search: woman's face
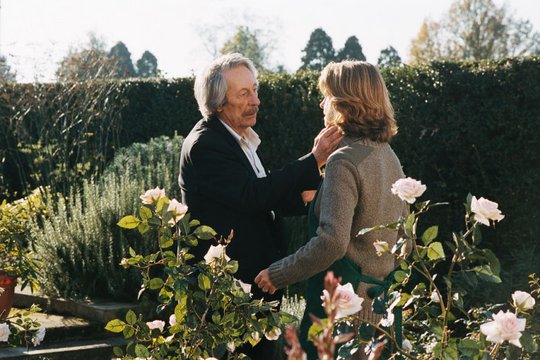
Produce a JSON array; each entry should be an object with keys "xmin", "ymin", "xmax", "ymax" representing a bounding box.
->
[{"xmin": 320, "ymin": 96, "xmax": 333, "ymax": 126}]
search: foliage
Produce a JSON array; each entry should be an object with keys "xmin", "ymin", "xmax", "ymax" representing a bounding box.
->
[
  {"xmin": 286, "ymin": 180, "xmax": 540, "ymax": 360},
  {"xmin": 55, "ymin": 33, "xmax": 159, "ymax": 81},
  {"xmin": 336, "ymin": 36, "xmax": 366, "ymax": 62},
  {"xmin": 109, "ymin": 41, "xmax": 137, "ymax": 78},
  {"xmin": 0, "ymin": 188, "xmax": 47, "ymax": 291},
  {"xmin": 106, "ymin": 190, "xmax": 295, "ymax": 359},
  {"xmin": 136, "ymin": 51, "xmax": 159, "ymax": 78},
  {"xmin": 377, "ymin": 46, "xmax": 402, "ymax": 68},
  {"xmin": 409, "ymin": 0, "xmax": 540, "ymax": 63},
  {"xmin": 0, "ymin": 55, "xmax": 16, "ymax": 83},
  {"xmin": 0, "ymin": 305, "xmax": 45, "ymax": 348},
  {"xmin": 221, "ymin": 26, "xmax": 270, "ymax": 73},
  {"xmin": 300, "ymin": 28, "xmax": 336, "ymax": 71},
  {"xmin": 30, "ymin": 135, "xmax": 183, "ymax": 300},
  {"xmin": 2, "ymin": 58, "xmax": 540, "ymax": 304}
]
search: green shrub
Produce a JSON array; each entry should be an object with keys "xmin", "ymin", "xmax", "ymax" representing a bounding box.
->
[{"xmin": 31, "ymin": 135, "xmax": 183, "ymax": 300}]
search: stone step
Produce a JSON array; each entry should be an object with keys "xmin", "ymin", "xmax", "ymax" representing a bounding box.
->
[{"xmin": 0, "ymin": 337, "xmax": 127, "ymax": 359}]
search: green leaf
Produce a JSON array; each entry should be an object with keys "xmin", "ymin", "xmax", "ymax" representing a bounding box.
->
[
  {"xmin": 128, "ymin": 247, "xmax": 136, "ymax": 257},
  {"xmin": 427, "ymin": 242, "xmax": 445, "ymax": 260},
  {"xmin": 358, "ymin": 224, "xmax": 386, "ymax": 236},
  {"xmin": 458, "ymin": 339, "xmax": 480, "ymax": 356},
  {"xmin": 198, "ymin": 273, "xmax": 211, "ymax": 290},
  {"xmin": 472, "ymin": 265, "xmax": 502, "ymax": 283},
  {"xmin": 125, "ymin": 310, "xmax": 137, "ymax": 325},
  {"xmin": 148, "ymin": 278, "xmax": 164, "ymax": 290},
  {"xmin": 393, "ymin": 270, "xmax": 407, "ymax": 283},
  {"xmin": 137, "ymin": 222, "xmax": 150, "ymax": 234},
  {"xmin": 422, "ymin": 225, "xmax": 438, "ymax": 245},
  {"xmin": 105, "ymin": 319, "xmax": 127, "ymax": 333},
  {"xmin": 139, "ymin": 206, "xmax": 152, "ymax": 220},
  {"xmin": 404, "ymin": 213, "xmax": 416, "ymax": 237},
  {"xmin": 135, "ymin": 344, "xmax": 150, "ymax": 358},
  {"xmin": 189, "ymin": 219, "xmax": 200, "ymax": 227},
  {"xmin": 117, "ymin": 215, "xmax": 140, "ymax": 229},
  {"xmin": 483, "ymin": 249, "xmax": 501, "ymax": 276},
  {"xmin": 159, "ymin": 236, "xmax": 174, "ymax": 248},
  {"xmin": 520, "ymin": 331, "xmax": 537, "ymax": 353},
  {"xmin": 194, "ymin": 225, "xmax": 217, "ymax": 240},
  {"xmin": 308, "ymin": 319, "xmax": 328, "ymax": 341},
  {"xmin": 156, "ymin": 197, "xmax": 169, "ymax": 213},
  {"xmin": 113, "ymin": 347, "xmax": 124, "ymax": 357}
]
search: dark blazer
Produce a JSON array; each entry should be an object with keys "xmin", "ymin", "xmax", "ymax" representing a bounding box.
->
[{"xmin": 179, "ymin": 115, "xmax": 321, "ymax": 300}]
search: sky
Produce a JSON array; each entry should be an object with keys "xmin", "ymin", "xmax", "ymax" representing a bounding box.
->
[{"xmin": 2, "ymin": 0, "xmax": 540, "ymax": 83}]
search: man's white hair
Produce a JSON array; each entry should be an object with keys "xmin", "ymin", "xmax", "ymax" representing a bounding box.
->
[{"xmin": 194, "ymin": 53, "xmax": 258, "ymax": 118}]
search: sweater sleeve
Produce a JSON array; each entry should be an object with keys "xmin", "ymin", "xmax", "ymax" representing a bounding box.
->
[{"xmin": 268, "ymin": 157, "xmax": 359, "ymax": 289}]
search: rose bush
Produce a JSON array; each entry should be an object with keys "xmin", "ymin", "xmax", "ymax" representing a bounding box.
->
[
  {"xmin": 286, "ymin": 178, "xmax": 539, "ymax": 360},
  {"xmin": 106, "ymin": 188, "xmax": 296, "ymax": 359}
]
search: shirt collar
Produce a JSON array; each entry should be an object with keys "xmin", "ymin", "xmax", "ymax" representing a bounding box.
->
[{"xmin": 219, "ymin": 119, "xmax": 261, "ymax": 150}]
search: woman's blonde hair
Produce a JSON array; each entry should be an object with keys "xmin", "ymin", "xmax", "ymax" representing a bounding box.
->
[{"xmin": 318, "ymin": 61, "xmax": 397, "ymax": 142}]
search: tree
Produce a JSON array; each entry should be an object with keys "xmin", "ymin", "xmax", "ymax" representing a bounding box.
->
[
  {"xmin": 220, "ymin": 26, "xmax": 269, "ymax": 72},
  {"xmin": 0, "ymin": 55, "xmax": 16, "ymax": 83},
  {"xmin": 409, "ymin": 0, "xmax": 540, "ymax": 63},
  {"xmin": 136, "ymin": 51, "xmax": 159, "ymax": 78},
  {"xmin": 55, "ymin": 33, "xmax": 119, "ymax": 81},
  {"xmin": 300, "ymin": 28, "xmax": 335, "ymax": 71},
  {"xmin": 377, "ymin": 46, "xmax": 402, "ymax": 68},
  {"xmin": 109, "ymin": 41, "xmax": 136, "ymax": 78},
  {"xmin": 336, "ymin": 36, "xmax": 366, "ymax": 61}
]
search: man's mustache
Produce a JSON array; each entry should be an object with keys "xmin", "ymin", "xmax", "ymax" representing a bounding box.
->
[{"xmin": 243, "ymin": 107, "xmax": 259, "ymax": 116}]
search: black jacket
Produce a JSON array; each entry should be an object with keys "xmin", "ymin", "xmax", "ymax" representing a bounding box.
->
[{"xmin": 179, "ymin": 115, "xmax": 321, "ymax": 300}]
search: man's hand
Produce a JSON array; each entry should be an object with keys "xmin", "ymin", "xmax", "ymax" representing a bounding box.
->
[
  {"xmin": 255, "ymin": 268, "xmax": 278, "ymax": 294},
  {"xmin": 312, "ymin": 126, "xmax": 343, "ymax": 168}
]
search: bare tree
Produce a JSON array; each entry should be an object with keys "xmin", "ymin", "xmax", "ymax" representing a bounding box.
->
[{"xmin": 409, "ymin": 0, "xmax": 540, "ymax": 63}]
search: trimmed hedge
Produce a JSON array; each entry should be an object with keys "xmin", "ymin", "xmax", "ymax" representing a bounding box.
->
[{"xmin": 1, "ymin": 57, "xmax": 539, "ymax": 301}]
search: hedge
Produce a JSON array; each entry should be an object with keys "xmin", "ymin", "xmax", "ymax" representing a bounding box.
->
[{"xmin": 1, "ymin": 57, "xmax": 539, "ymax": 302}]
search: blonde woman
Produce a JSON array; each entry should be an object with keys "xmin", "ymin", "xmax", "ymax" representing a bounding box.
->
[{"xmin": 256, "ymin": 61, "xmax": 406, "ymax": 359}]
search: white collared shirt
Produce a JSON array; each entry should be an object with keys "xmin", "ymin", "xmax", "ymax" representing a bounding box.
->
[{"xmin": 219, "ymin": 120, "xmax": 267, "ymax": 178}]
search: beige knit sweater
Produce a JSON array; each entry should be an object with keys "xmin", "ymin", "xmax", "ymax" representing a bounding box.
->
[{"xmin": 268, "ymin": 136, "xmax": 406, "ymax": 323}]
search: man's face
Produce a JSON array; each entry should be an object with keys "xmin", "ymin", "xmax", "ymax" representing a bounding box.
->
[{"xmin": 218, "ymin": 65, "xmax": 260, "ymax": 136}]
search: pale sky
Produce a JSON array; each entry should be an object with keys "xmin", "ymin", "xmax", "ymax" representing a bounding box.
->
[{"xmin": 2, "ymin": 0, "xmax": 539, "ymax": 83}]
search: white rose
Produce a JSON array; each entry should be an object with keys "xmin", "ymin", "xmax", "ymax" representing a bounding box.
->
[
  {"xmin": 32, "ymin": 326, "xmax": 46, "ymax": 346},
  {"xmin": 146, "ymin": 320, "xmax": 166, "ymax": 332},
  {"xmin": 373, "ymin": 240, "xmax": 389, "ymax": 255},
  {"xmin": 480, "ymin": 310, "xmax": 526, "ymax": 347},
  {"xmin": 512, "ymin": 291, "xmax": 535, "ymax": 311},
  {"xmin": 140, "ymin": 187, "xmax": 166, "ymax": 205},
  {"xmin": 430, "ymin": 291, "xmax": 441, "ymax": 303},
  {"xmin": 204, "ymin": 244, "xmax": 231, "ymax": 264},
  {"xmin": 237, "ymin": 280, "xmax": 252, "ymax": 295},
  {"xmin": 167, "ymin": 199, "xmax": 188, "ymax": 225},
  {"xmin": 391, "ymin": 177, "xmax": 427, "ymax": 204},
  {"xmin": 402, "ymin": 339, "xmax": 413, "ymax": 352},
  {"xmin": 169, "ymin": 314, "xmax": 177, "ymax": 326},
  {"xmin": 471, "ymin": 196, "xmax": 505, "ymax": 226},
  {"xmin": 264, "ymin": 327, "xmax": 282, "ymax": 341},
  {"xmin": 227, "ymin": 341, "xmax": 236, "ymax": 352},
  {"xmin": 321, "ymin": 282, "xmax": 364, "ymax": 319},
  {"xmin": 0, "ymin": 323, "xmax": 11, "ymax": 342}
]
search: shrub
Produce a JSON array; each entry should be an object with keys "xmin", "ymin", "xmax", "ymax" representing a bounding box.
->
[{"xmin": 31, "ymin": 135, "xmax": 183, "ymax": 300}]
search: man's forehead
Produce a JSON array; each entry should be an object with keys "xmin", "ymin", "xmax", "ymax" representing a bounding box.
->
[{"xmin": 224, "ymin": 66, "xmax": 257, "ymax": 89}]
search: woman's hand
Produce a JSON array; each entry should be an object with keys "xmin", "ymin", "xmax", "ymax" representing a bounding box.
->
[
  {"xmin": 255, "ymin": 269, "xmax": 277, "ymax": 294},
  {"xmin": 301, "ymin": 190, "xmax": 317, "ymax": 204}
]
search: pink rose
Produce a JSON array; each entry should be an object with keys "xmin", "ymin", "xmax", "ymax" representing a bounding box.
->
[
  {"xmin": 140, "ymin": 187, "xmax": 166, "ymax": 205},
  {"xmin": 471, "ymin": 196, "xmax": 504, "ymax": 226},
  {"xmin": 391, "ymin": 178, "xmax": 427, "ymax": 204},
  {"xmin": 480, "ymin": 310, "xmax": 526, "ymax": 347},
  {"xmin": 146, "ymin": 320, "xmax": 166, "ymax": 332},
  {"xmin": 167, "ymin": 199, "xmax": 188, "ymax": 225}
]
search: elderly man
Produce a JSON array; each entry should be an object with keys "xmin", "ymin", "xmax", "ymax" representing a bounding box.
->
[{"xmin": 178, "ymin": 53, "xmax": 341, "ymax": 357}]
